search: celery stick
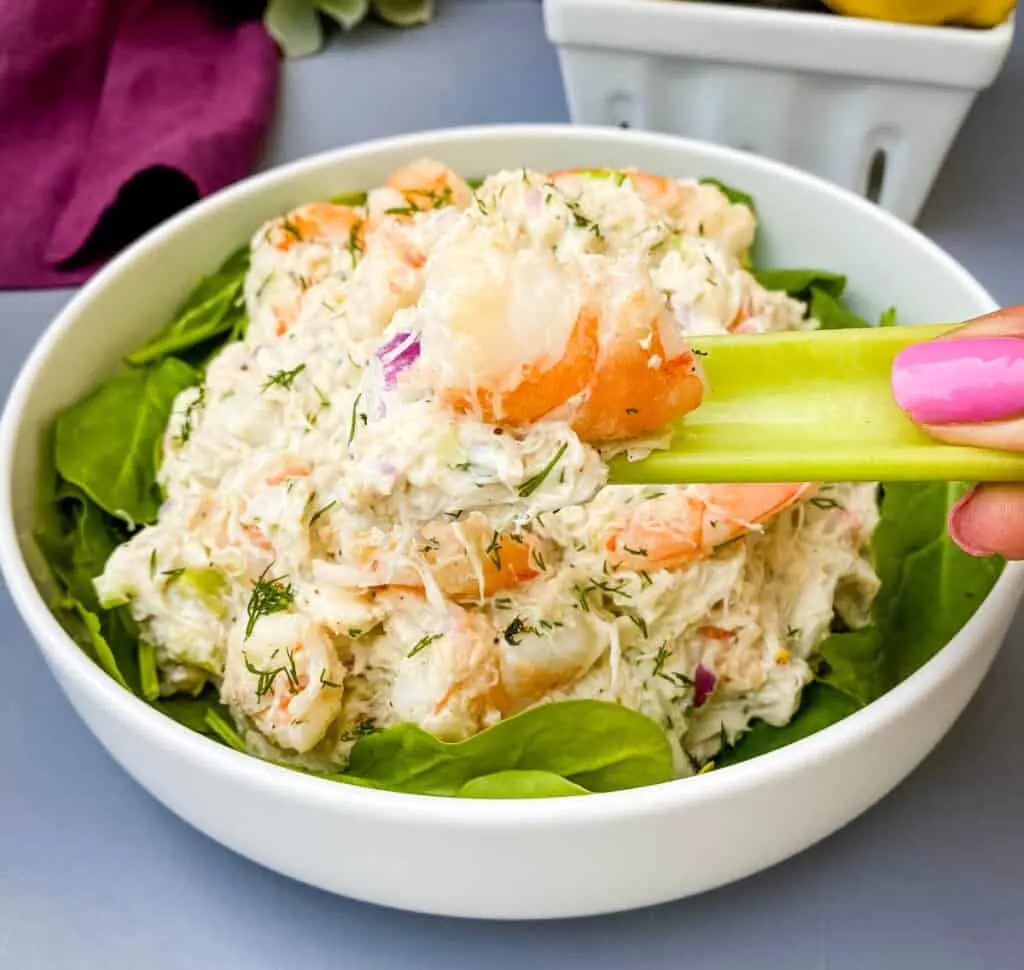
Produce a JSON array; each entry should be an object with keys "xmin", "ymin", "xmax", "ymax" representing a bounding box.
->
[{"xmin": 608, "ymin": 325, "xmax": 1024, "ymax": 484}]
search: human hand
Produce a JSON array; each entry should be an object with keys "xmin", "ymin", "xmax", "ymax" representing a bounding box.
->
[{"xmin": 891, "ymin": 306, "xmax": 1024, "ymax": 560}]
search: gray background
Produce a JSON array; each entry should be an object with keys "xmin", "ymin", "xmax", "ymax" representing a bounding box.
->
[{"xmin": 2, "ymin": 1, "xmax": 1023, "ymax": 966}]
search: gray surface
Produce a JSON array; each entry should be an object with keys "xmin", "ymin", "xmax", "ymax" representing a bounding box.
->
[{"xmin": 1, "ymin": 0, "xmax": 1023, "ymax": 964}]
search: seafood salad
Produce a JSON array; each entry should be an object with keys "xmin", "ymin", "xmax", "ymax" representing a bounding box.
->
[{"xmin": 93, "ymin": 161, "xmax": 881, "ymax": 776}]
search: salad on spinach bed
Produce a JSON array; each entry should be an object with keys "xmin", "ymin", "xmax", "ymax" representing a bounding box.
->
[{"xmin": 34, "ymin": 171, "xmax": 1004, "ymax": 800}]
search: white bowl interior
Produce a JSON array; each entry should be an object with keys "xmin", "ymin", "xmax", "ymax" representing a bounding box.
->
[{"xmin": 3, "ymin": 125, "xmax": 1020, "ymax": 919}]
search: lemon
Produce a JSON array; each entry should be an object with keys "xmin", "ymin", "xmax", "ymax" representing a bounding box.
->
[{"xmin": 822, "ymin": 0, "xmax": 1014, "ymax": 26}]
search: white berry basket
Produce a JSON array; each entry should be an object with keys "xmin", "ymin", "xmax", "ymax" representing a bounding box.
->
[{"xmin": 543, "ymin": 0, "xmax": 1014, "ymax": 223}]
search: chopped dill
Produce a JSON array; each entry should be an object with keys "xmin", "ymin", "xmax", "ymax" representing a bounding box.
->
[
  {"xmin": 313, "ymin": 384, "xmax": 330, "ymax": 408},
  {"xmin": 638, "ymin": 570, "xmax": 653, "ymax": 588},
  {"xmin": 408, "ymin": 633, "xmax": 442, "ymax": 658},
  {"xmin": 279, "ymin": 216, "xmax": 303, "ymax": 241},
  {"xmin": 309, "ymin": 500, "xmax": 337, "ymax": 526},
  {"xmin": 652, "ymin": 643, "xmax": 671, "ymax": 677},
  {"xmin": 625, "ymin": 408, "xmax": 639, "ymax": 415},
  {"xmin": 161, "ymin": 567, "xmax": 186, "ymax": 581},
  {"xmin": 244, "ymin": 564, "xmax": 294, "ymax": 639},
  {"xmin": 809, "ymin": 496, "xmax": 842, "ymax": 510},
  {"xmin": 319, "ymin": 669, "xmax": 343, "ymax": 689},
  {"xmin": 347, "ymin": 628, "xmax": 362, "ymax": 639},
  {"xmin": 622, "ymin": 544, "xmax": 648, "ymax": 556},
  {"xmin": 532, "ymin": 548, "xmax": 547, "ymax": 571},
  {"xmin": 564, "ymin": 198, "xmax": 602, "ymax": 238},
  {"xmin": 177, "ymin": 384, "xmax": 206, "ymax": 445},
  {"xmin": 627, "ymin": 613, "xmax": 648, "ymax": 638},
  {"xmin": 503, "ymin": 616, "xmax": 538, "ymax": 646},
  {"xmin": 571, "ymin": 585, "xmax": 592, "ymax": 612},
  {"xmin": 582, "ymin": 577, "xmax": 632, "ymax": 600},
  {"xmin": 347, "ymin": 224, "xmax": 363, "ymax": 261},
  {"xmin": 485, "ymin": 531, "xmax": 502, "ymax": 570},
  {"xmin": 243, "ymin": 648, "xmax": 298, "ymax": 700},
  {"xmin": 347, "ymin": 392, "xmax": 363, "ymax": 445},
  {"xmin": 518, "ymin": 442, "xmax": 569, "ymax": 498},
  {"xmin": 262, "ymin": 363, "xmax": 306, "ymax": 391},
  {"xmin": 444, "ymin": 509, "xmax": 464, "ymax": 521},
  {"xmin": 493, "ymin": 596, "xmax": 513, "ymax": 610}
]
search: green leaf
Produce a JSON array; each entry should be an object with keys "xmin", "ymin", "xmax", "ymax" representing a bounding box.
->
[
  {"xmin": 35, "ymin": 481, "xmax": 124, "ymax": 612},
  {"xmin": 879, "ymin": 306, "xmax": 898, "ymax": 327},
  {"xmin": 125, "ymin": 247, "xmax": 249, "ymax": 366},
  {"xmin": 456, "ymin": 770, "xmax": 589, "ymax": 799},
  {"xmin": 698, "ymin": 177, "xmax": 756, "ymax": 214},
  {"xmin": 317, "ymin": 0, "xmax": 370, "ymax": 30},
  {"xmin": 715, "ymin": 683, "xmax": 861, "ymax": 767},
  {"xmin": 753, "ymin": 268, "xmax": 847, "ymax": 302},
  {"xmin": 371, "ymin": 0, "xmax": 434, "ymax": 27},
  {"xmin": 204, "ymin": 709, "xmax": 248, "ymax": 752},
  {"xmin": 339, "ymin": 699, "xmax": 673, "ymax": 795},
  {"xmin": 138, "ymin": 640, "xmax": 161, "ymax": 701},
  {"xmin": 874, "ymin": 482, "xmax": 1004, "ymax": 685},
  {"xmin": 809, "ymin": 286, "xmax": 872, "ymax": 330},
  {"xmin": 264, "ymin": 0, "xmax": 325, "ymax": 58},
  {"xmin": 59, "ymin": 598, "xmax": 129, "ymax": 690},
  {"xmin": 152, "ymin": 686, "xmax": 235, "ymax": 738},
  {"xmin": 54, "ymin": 357, "xmax": 199, "ymax": 525}
]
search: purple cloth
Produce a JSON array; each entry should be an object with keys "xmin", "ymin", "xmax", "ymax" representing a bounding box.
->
[{"xmin": 0, "ymin": 0, "xmax": 280, "ymax": 289}]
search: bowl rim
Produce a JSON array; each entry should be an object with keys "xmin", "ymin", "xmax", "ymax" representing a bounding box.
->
[{"xmin": 3, "ymin": 122, "xmax": 1021, "ymax": 827}]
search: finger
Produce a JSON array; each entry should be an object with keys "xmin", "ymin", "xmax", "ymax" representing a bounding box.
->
[
  {"xmin": 948, "ymin": 483, "xmax": 1024, "ymax": 560},
  {"xmin": 891, "ymin": 307, "xmax": 1024, "ymax": 451},
  {"xmin": 936, "ymin": 304, "xmax": 1024, "ymax": 340}
]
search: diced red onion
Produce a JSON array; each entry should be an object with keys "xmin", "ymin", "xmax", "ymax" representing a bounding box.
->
[
  {"xmin": 693, "ymin": 663, "xmax": 717, "ymax": 709},
  {"xmin": 376, "ymin": 331, "xmax": 421, "ymax": 388}
]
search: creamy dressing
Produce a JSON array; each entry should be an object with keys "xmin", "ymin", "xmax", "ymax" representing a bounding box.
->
[{"xmin": 95, "ymin": 165, "xmax": 880, "ymax": 772}]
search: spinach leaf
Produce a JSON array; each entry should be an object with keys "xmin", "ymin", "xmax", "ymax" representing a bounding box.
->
[
  {"xmin": 60, "ymin": 598, "xmax": 130, "ymax": 690},
  {"xmin": 54, "ymin": 357, "xmax": 199, "ymax": 525},
  {"xmin": 699, "ymin": 177, "xmax": 756, "ymax": 213},
  {"xmin": 456, "ymin": 770, "xmax": 588, "ymax": 799},
  {"xmin": 809, "ymin": 286, "xmax": 873, "ymax": 330},
  {"xmin": 753, "ymin": 268, "xmax": 847, "ymax": 302},
  {"xmin": 151, "ymin": 686, "xmax": 236, "ymax": 738},
  {"xmin": 125, "ymin": 246, "xmax": 249, "ymax": 366},
  {"xmin": 35, "ymin": 481, "xmax": 124, "ymax": 613},
  {"xmin": 339, "ymin": 699, "xmax": 673, "ymax": 795}
]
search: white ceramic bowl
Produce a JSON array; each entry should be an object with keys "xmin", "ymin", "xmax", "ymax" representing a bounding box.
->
[{"xmin": 2, "ymin": 125, "xmax": 1021, "ymax": 921}]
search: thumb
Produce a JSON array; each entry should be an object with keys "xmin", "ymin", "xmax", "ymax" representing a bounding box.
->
[{"xmin": 891, "ymin": 305, "xmax": 1024, "ymax": 451}]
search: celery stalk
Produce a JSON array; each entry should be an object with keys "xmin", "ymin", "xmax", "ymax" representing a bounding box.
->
[{"xmin": 608, "ymin": 324, "xmax": 1024, "ymax": 484}]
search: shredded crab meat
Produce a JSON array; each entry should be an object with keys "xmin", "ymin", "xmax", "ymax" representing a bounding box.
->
[{"xmin": 94, "ymin": 161, "xmax": 880, "ymax": 773}]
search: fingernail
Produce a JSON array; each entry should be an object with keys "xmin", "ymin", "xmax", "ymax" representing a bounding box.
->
[
  {"xmin": 948, "ymin": 490, "xmax": 992, "ymax": 557},
  {"xmin": 891, "ymin": 336, "xmax": 1024, "ymax": 425}
]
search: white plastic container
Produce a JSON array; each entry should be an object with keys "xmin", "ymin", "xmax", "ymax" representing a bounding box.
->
[{"xmin": 544, "ymin": 0, "xmax": 1014, "ymax": 223}]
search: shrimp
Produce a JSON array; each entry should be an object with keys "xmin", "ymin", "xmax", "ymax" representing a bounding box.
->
[
  {"xmin": 265, "ymin": 202, "xmax": 364, "ymax": 253},
  {"xmin": 389, "ymin": 604, "xmax": 504, "ymax": 740},
  {"xmin": 221, "ymin": 612, "xmax": 345, "ymax": 754},
  {"xmin": 606, "ymin": 482, "xmax": 817, "ymax": 572},
  {"xmin": 389, "ymin": 585, "xmax": 605, "ymax": 740},
  {"xmin": 366, "ymin": 158, "xmax": 473, "ymax": 229},
  {"xmin": 353, "ymin": 512, "xmax": 539, "ymax": 603},
  {"xmin": 418, "ymin": 237, "xmax": 705, "ymax": 441}
]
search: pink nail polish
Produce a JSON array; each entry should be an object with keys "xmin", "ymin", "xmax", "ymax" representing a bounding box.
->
[
  {"xmin": 947, "ymin": 490, "xmax": 992, "ymax": 557},
  {"xmin": 891, "ymin": 336, "xmax": 1024, "ymax": 425}
]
